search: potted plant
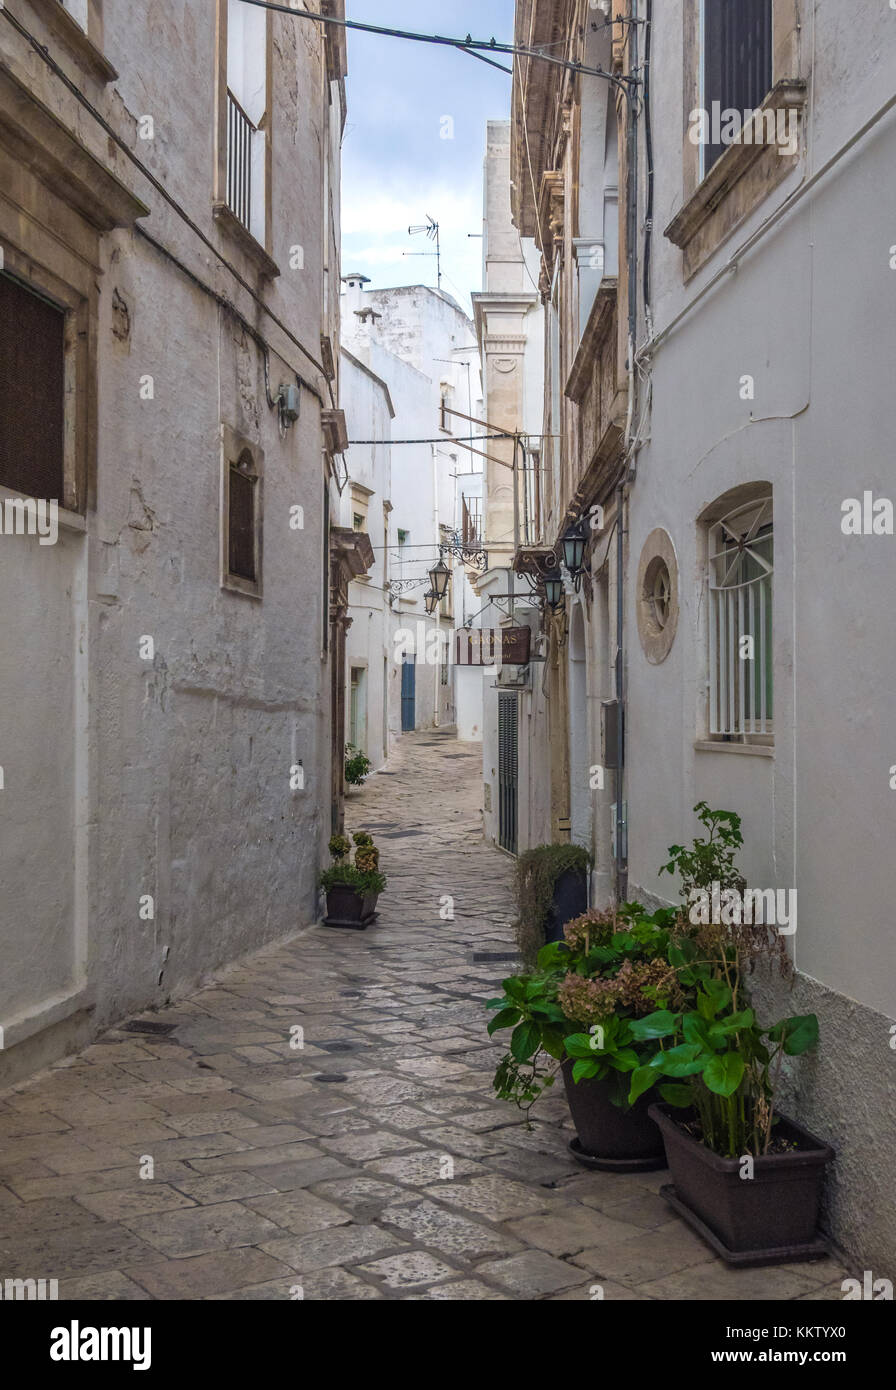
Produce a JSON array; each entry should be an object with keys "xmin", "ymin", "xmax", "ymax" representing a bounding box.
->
[
  {"xmin": 320, "ymin": 831, "xmax": 385, "ymax": 930},
  {"xmin": 513, "ymin": 844, "xmax": 592, "ymax": 967},
  {"xmin": 487, "ymin": 903, "xmax": 682, "ymax": 1170},
  {"xmin": 344, "ymin": 744, "xmax": 371, "ymax": 791},
  {"xmin": 630, "ymin": 804, "xmax": 833, "ymax": 1265}
]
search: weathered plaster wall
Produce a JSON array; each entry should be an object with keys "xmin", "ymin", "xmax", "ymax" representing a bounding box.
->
[
  {"xmin": 623, "ymin": 0, "xmax": 896, "ymax": 1272},
  {"xmin": 0, "ymin": 0, "xmax": 341, "ymax": 1084}
]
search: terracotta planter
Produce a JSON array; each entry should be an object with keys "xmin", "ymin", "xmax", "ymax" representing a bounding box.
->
[
  {"xmin": 323, "ymin": 886, "xmax": 379, "ymax": 930},
  {"xmin": 562, "ymin": 1061, "xmax": 666, "ymax": 1172},
  {"xmin": 649, "ymin": 1102, "xmax": 834, "ymax": 1265}
]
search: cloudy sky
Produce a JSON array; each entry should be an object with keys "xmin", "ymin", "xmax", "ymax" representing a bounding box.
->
[{"xmin": 341, "ymin": 0, "xmax": 515, "ymax": 314}]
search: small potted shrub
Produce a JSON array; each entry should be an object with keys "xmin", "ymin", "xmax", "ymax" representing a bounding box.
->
[
  {"xmin": 487, "ymin": 903, "xmax": 682, "ymax": 1170},
  {"xmin": 344, "ymin": 744, "xmax": 372, "ymax": 790},
  {"xmin": 320, "ymin": 831, "xmax": 385, "ymax": 930},
  {"xmin": 634, "ymin": 805, "xmax": 833, "ymax": 1264},
  {"xmin": 513, "ymin": 844, "xmax": 592, "ymax": 967}
]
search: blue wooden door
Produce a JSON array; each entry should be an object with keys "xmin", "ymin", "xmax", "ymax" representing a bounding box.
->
[{"xmin": 401, "ymin": 656, "xmax": 416, "ymax": 731}]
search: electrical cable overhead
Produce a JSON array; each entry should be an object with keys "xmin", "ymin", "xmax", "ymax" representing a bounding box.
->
[
  {"xmin": 0, "ymin": 5, "xmax": 334, "ymax": 401},
  {"xmin": 237, "ymin": 0, "xmax": 638, "ymax": 94}
]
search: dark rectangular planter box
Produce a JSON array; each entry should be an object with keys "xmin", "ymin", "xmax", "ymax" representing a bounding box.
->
[
  {"xmin": 562, "ymin": 1061, "xmax": 666, "ymax": 1172},
  {"xmin": 649, "ymin": 1102, "xmax": 833, "ymax": 1264},
  {"xmin": 543, "ymin": 867, "xmax": 588, "ymax": 945},
  {"xmin": 323, "ymin": 887, "xmax": 378, "ymax": 930}
]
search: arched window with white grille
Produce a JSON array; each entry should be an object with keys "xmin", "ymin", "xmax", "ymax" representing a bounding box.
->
[{"xmin": 707, "ymin": 492, "xmax": 773, "ymax": 738}]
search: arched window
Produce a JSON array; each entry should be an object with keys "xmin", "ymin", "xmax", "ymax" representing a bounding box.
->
[{"xmin": 706, "ymin": 491, "xmax": 773, "ymax": 738}]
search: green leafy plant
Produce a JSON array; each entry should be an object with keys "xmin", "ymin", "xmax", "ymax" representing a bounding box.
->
[
  {"xmin": 320, "ymin": 830, "xmax": 386, "ymax": 896},
  {"xmin": 319, "ymin": 860, "xmax": 386, "ymax": 896},
  {"xmin": 628, "ymin": 805, "xmax": 819, "ymax": 1157},
  {"xmin": 487, "ymin": 904, "xmax": 683, "ymax": 1125},
  {"xmin": 344, "ymin": 745, "xmax": 372, "ymax": 787},
  {"xmin": 660, "ymin": 801, "xmax": 746, "ymax": 900},
  {"xmin": 513, "ymin": 843, "xmax": 593, "ymax": 967}
]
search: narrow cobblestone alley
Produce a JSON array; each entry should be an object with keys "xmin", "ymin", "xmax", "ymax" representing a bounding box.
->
[{"xmin": 0, "ymin": 732, "xmax": 848, "ymax": 1301}]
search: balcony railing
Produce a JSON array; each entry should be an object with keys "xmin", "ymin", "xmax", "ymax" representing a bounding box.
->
[{"xmin": 226, "ymin": 88, "xmax": 255, "ymax": 232}]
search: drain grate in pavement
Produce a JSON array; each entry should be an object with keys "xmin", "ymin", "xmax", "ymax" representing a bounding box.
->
[
  {"xmin": 120, "ymin": 1020, "xmax": 178, "ymax": 1036},
  {"xmin": 314, "ymin": 1073, "xmax": 347, "ymax": 1083},
  {"xmin": 377, "ymin": 829, "xmax": 425, "ymax": 838},
  {"xmin": 471, "ymin": 952, "xmax": 520, "ymax": 963},
  {"xmin": 339, "ymin": 990, "xmax": 363, "ymax": 998},
  {"xmin": 316, "ymin": 1040, "xmax": 359, "ymax": 1053}
]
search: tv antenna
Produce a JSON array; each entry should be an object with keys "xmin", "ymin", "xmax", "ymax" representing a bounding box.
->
[{"xmin": 404, "ymin": 215, "xmax": 441, "ymax": 290}]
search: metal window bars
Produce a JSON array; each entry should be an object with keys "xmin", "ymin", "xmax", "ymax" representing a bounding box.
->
[
  {"xmin": 226, "ymin": 88, "xmax": 256, "ymax": 232},
  {"xmin": 708, "ymin": 495, "xmax": 773, "ymax": 736}
]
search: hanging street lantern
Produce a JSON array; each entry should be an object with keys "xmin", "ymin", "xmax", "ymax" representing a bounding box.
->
[
  {"xmin": 561, "ymin": 517, "xmax": 589, "ymax": 582},
  {"xmin": 428, "ymin": 557, "xmax": 451, "ymax": 601},
  {"xmin": 423, "ymin": 589, "xmax": 438, "ymax": 615},
  {"xmin": 543, "ymin": 571, "xmax": 565, "ymax": 609}
]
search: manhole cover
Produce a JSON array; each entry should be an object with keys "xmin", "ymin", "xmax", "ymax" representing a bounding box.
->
[
  {"xmin": 317, "ymin": 1040, "xmax": 358, "ymax": 1053},
  {"xmin": 120, "ymin": 1020, "xmax": 178, "ymax": 1036},
  {"xmin": 314, "ymin": 1073, "xmax": 347, "ymax": 1083}
]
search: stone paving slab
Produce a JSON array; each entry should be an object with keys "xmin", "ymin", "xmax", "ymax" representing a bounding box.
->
[{"xmin": 0, "ymin": 730, "xmax": 851, "ymax": 1300}]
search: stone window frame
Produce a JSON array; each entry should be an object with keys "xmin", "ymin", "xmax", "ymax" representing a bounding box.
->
[
  {"xmin": 28, "ymin": 0, "xmax": 117, "ymax": 84},
  {"xmin": 220, "ymin": 424, "xmax": 264, "ymax": 599},
  {"xmin": 212, "ymin": 0, "xmax": 279, "ymax": 279},
  {"xmin": 0, "ymin": 253, "xmax": 89, "ymax": 521},
  {"xmin": 664, "ymin": 0, "xmax": 807, "ymax": 281},
  {"xmin": 636, "ymin": 527, "xmax": 680, "ymax": 665},
  {"xmin": 696, "ymin": 482, "xmax": 775, "ymax": 749}
]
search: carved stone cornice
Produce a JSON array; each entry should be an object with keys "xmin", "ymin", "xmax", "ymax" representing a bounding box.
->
[
  {"xmin": 0, "ymin": 64, "xmax": 148, "ymax": 232},
  {"xmin": 329, "ymin": 526, "xmax": 374, "ymax": 622},
  {"xmin": 537, "ymin": 171, "xmax": 565, "ymax": 272}
]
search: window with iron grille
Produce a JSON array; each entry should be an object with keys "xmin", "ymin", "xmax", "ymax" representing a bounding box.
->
[
  {"xmin": 221, "ymin": 0, "xmax": 268, "ymax": 244},
  {"xmin": 702, "ymin": 0, "xmax": 774, "ymax": 176},
  {"xmin": 222, "ymin": 435, "xmax": 262, "ymax": 597},
  {"xmin": 0, "ymin": 274, "xmax": 66, "ymax": 504},
  {"xmin": 707, "ymin": 494, "xmax": 773, "ymax": 739}
]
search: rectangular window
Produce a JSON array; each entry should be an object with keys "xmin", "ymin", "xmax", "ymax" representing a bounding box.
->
[
  {"xmin": 222, "ymin": 429, "xmax": 263, "ymax": 597},
  {"xmin": 701, "ymin": 0, "xmax": 773, "ymax": 175},
  {"xmin": 353, "ymin": 512, "xmax": 364, "ymax": 532},
  {"xmin": 707, "ymin": 496, "xmax": 773, "ymax": 739},
  {"xmin": 349, "ymin": 666, "xmax": 366, "ymax": 750},
  {"xmin": 222, "ymin": 0, "xmax": 268, "ymax": 244},
  {"xmin": 0, "ymin": 273, "xmax": 66, "ymax": 504}
]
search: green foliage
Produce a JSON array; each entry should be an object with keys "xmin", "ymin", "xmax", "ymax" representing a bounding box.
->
[
  {"xmin": 319, "ymin": 860, "xmax": 386, "ymax": 896},
  {"xmin": 629, "ymin": 803, "xmax": 819, "ymax": 1157},
  {"xmin": 320, "ymin": 830, "xmax": 386, "ymax": 896},
  {"xmin": 488, "ymin": 806, "xmax": 822, "ymax": 1156},
  {"xmin": 513, "ymin": 842, "xmax": 593, "ymax": 967},
  {"xmin": 486, "ymin": 904, "xmax": 681, "ymax": 1124},
  {"xmin": 344, "ymin": 745, "xmax": 372, "ymax": 787},
  {"xmin": 660, "ymin": 801, "xmax": 746, "ymax": 899}
]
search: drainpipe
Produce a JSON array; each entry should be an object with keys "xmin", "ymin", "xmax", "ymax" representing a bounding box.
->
[
  {"xmin": 615, "ymin": 0, "xmax": 639, "ymax": 902},
  {"xmin": 432, "ymin": 442, "xmax": 440, "ymax": 729}
]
